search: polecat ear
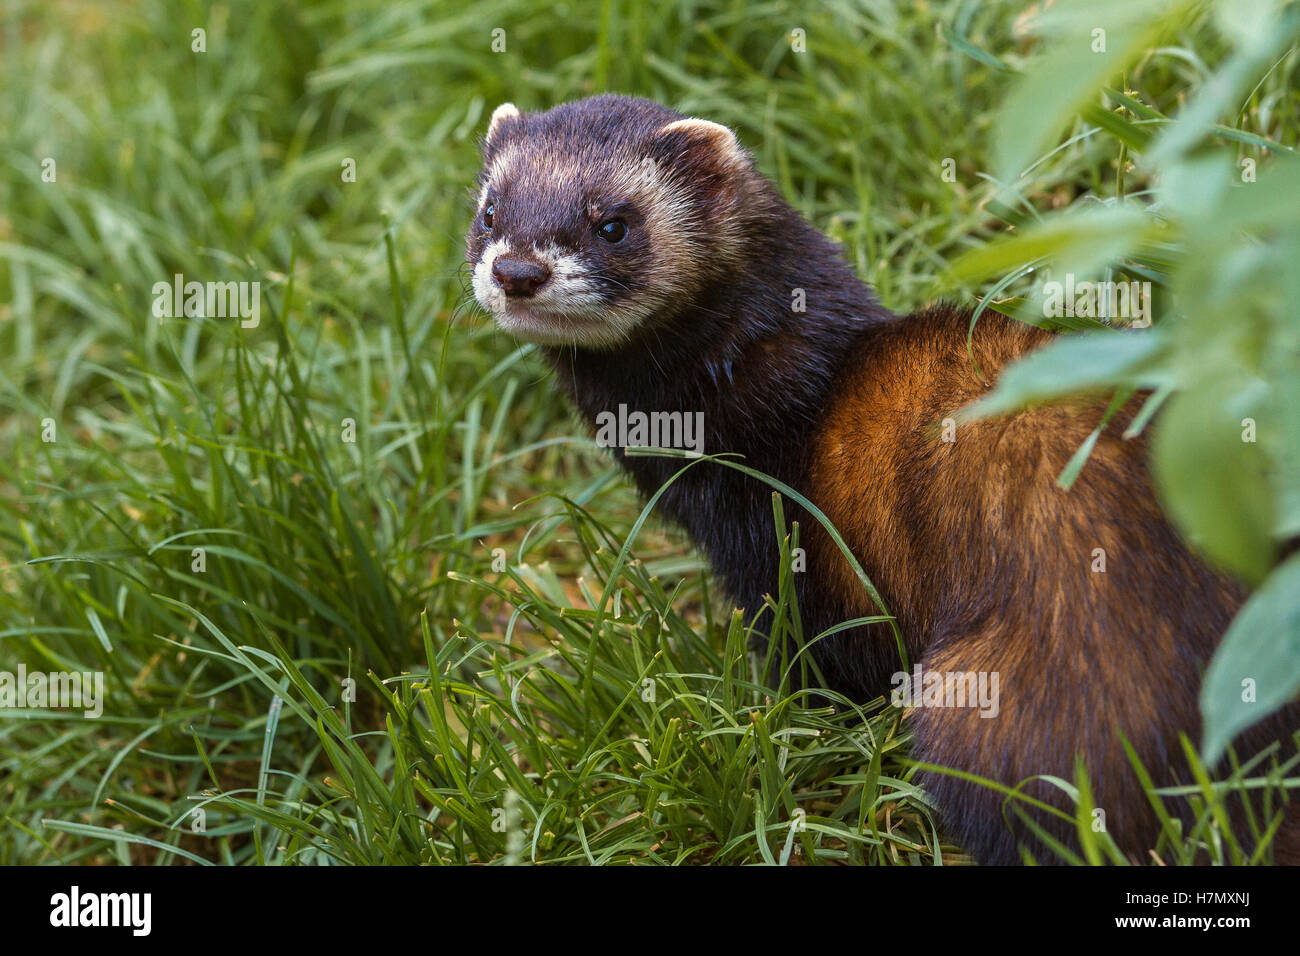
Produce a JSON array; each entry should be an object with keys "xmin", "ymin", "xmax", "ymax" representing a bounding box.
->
[
  {"xmin": 486, "ymin": 102, "xmax": 522, "ymax": 151},
  {"xmin": 656, "ymin": 117, "xmax": 746, "ymax": 172}
]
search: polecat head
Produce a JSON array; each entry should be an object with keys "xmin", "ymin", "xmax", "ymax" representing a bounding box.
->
[{"xmin": 466, "ymin": 95, "xmax": 755, "ymax": 349}]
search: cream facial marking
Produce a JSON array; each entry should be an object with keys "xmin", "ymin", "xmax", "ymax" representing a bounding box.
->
[
  {"xmin": 473, "ymin": 238, "xmax": 641, "ymax": 350},
  {"xmin": 531, "ymin": 242, "xmax": 601, "ymax": 303},
  {"xmin": 471, "ymin": 237, "xmax": 512, "ymax": 315},
  {"xmin": 479, "ymin": 143, "xmax": 522, "ymax": 208}
]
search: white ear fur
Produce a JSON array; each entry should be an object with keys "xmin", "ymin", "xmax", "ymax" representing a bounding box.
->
[
  {"xmin": 659, "ymin": 117, "xmax": 743, "ymax": 164},
  {"xmin": 487, "ymin": 102, "xmax": 522, "ymax": 145}
]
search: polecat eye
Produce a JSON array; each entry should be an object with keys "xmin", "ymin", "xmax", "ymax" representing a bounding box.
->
[
  {"xmin": 483, "ymin": 203, "xmax": 495, "ymax": 229},
  {"xmin": 597, "ymin": 219, "xmax": 627, "ymax": 243}
]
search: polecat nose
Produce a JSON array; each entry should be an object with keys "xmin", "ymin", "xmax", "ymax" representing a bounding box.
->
[{"xmin": 492, "ymin": 257, "xmax": 551, "ymax": 298}]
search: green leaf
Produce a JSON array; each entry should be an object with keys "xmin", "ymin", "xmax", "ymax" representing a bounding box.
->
[
  {"xmin": 993, "ymin": 0, "xmax": 1194, "ymax": 183},
  {"xmin": 940, "ymin": 23, "xmax": 1013, "ymax": 72},
  {"xmin": 949, "ymin": 206, "xmax": 1166, "ymax": 284},
  {"xmin": 1080, "ymin": 102, "xmax": 1153, "ymax": 152},
  {"xmin": 1147, "ymin": 1, "xmax": 1298, "ymax": 165},
  {"xmin": 1152, "ymin": 380, "xmax": 1275, "ymax": 584},
  {"xmin": 960, "ymin": 330, "xmax": 1168, "ymax": 420},
  {"xmin": 1200, "ymin": 553, "xmax": 1300, "ymax": 764}
]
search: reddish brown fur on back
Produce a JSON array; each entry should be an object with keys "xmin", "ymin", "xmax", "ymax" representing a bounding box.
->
[{"xmin": 804, "ymin": 304, "xmax": 1299, "ymax": 863}]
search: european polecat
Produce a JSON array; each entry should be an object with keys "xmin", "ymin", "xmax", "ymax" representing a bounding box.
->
[{"xmin": 465, "ymin": 94, "xmax": 1299, "ymax": 864}]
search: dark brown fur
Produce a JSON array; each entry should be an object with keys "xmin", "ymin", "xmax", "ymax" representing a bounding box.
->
[{"xmin": 468, "ymin": 95, "xmax": 1300, "ymax": 864}]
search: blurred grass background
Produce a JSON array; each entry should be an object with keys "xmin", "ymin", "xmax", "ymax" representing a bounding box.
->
[{"xmin": 1, "ymin": 0, "xmax": 1296, "ymax": 865}]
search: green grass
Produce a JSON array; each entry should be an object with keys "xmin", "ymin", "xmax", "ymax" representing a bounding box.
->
[{"xmin": 1, "ymin": 0, "xmax": 1297, "ymax": 865}]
